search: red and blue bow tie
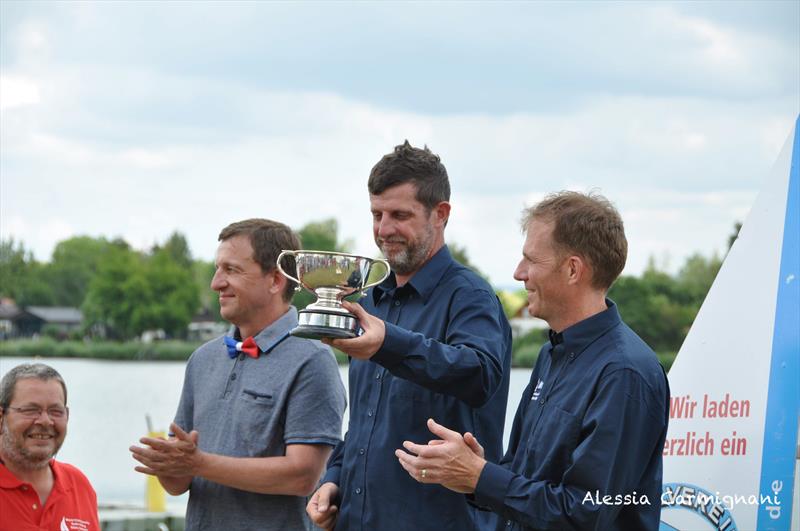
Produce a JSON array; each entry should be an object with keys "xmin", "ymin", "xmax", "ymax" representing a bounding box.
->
[{"xmin": 224, "ymin": 336, "xmax": 260, "ymax": 359}]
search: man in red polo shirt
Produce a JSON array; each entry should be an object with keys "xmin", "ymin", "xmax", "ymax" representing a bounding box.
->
[{"xmin": 0, "ymin": 363, "xmax": 99, "ymax": 531}]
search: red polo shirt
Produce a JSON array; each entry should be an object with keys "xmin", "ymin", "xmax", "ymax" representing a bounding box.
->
[{"xmin": 0, "ymin": 459, "xmax": 100, "ymax": 531}]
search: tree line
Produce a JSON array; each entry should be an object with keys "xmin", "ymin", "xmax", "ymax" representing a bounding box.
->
[
  {"xmin": 0, "ymin": 219, "xmax": 736, "ymax": 356},
  {"xmin": 0, "ymin": 219, "xmax": 363, "ymax": 340}
]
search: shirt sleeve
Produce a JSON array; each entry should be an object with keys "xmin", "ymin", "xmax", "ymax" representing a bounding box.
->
[
  {"xmin": 473, "ymin": 368, "xmax": 667, "ymax": 530},
  {"xmin": 370, "ymin": 286, "xmax": 509, "ymax": 407},
  {"xmin": 173, "ymin": 355, "xmax": 196, "ymax": 432},
  {"xmin": 284, "ymin": 347, "xmax": 347, "ymax": 446}
]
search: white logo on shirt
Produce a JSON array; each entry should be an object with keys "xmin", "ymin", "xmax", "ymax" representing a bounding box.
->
[
  {"xmin": 60, "ymin": 516, "xmax": 91, "ymax": 531},
  {"xmin": 531, "ymin": 379, "xmax": 544, "ymax": 401}
]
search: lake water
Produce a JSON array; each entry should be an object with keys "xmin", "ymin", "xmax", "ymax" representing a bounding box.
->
[{"xmin": 0, "ymin": 357, "xmax": 532, "ymax": 509}]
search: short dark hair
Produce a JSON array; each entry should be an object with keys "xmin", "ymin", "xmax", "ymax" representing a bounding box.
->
[
  {"xmin": 522, "ymin": 191, "xmax": 627, "ymax": 290},
  {"xmin": 367, "ymin": 140, "xmax": 450, "ymax": 211},
  {"xmin": 0, "ymin": 363, "xmax": 68, "ymax": 411},
  {"xmin": 218, "ymin": 219, "xmax": 301, "ymax": 302}
]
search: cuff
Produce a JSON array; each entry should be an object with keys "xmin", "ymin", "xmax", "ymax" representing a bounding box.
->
[
  {"xmin": 321, "ymin": 464, "xmax": 341, "ymax": 486},
  {"xmin": 370, "ymin": 321, "xmax": 412, "ymax": 368},
  {"xmin": 285, "ymin": 436, "xmax": 341, "ymax": 446},
  {"xmin": 473, "ymin": 461, "xmax": 514, "ymax": 511}
]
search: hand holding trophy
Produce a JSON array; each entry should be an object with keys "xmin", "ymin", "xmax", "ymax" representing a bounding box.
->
[{"xmin": 277, "ymin": 250, "xmax": 390, "ymax": 339}]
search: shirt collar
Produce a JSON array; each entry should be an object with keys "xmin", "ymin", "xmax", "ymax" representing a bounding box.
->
[
  {"xmin": 549, "ymin": 299, "xmax": 622, "ymax": 359},
  {"xmin": 548, "ymin": 329, "xmax": 564, "ymax": 346},
  {"xmin": 0, "ymin": 459, "xmax": 66, "ymax": 491},
  {"xmin": 372, "ymin": 245, "xmax": 454, "ymax": 304},
  {"xmin": 0, "ymin": 461, "xmax": 21, "ymax": 488},
  {"xmin": 49, "ymin": 460, "xmax": 71, "ymax": 494},
  {"xmin": 234, "ymin": 307, "xmax": 298, "ymax": 352}
]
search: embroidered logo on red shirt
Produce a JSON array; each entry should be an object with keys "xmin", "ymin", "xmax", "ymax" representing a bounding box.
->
[{"xmin": 61, "ymin": 516, "xmax": 91, "ymax": 531}]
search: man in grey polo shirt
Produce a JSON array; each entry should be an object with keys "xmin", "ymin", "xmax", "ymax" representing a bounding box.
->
[{"xmin": 130, "ymin": 218, "xmax": 346, "ymax": 531}]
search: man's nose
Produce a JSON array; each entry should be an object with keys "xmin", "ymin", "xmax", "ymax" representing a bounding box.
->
[
  {"xmin": 377, "ymin": 218, "xmax": 396, "ymax": 238},
  {"xmin": 33, "ymin": 410, "xmax": 56, "ymax": 424},
  {"xmin": 210, "ymin": 270, "xmax": 226, "ymax": 290},
  {"xmin": 513, "ymin": 261, "xmax": 527, "ymax": 281}
]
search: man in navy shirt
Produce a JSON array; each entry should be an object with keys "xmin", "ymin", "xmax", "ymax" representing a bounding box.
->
[
  {"xmin": 307, "ymin": 141, "xmax": 512, "ymax": 531},
  {"xmin": 396, "ymin": 191, "xmax": 670, "ymax": 531}
]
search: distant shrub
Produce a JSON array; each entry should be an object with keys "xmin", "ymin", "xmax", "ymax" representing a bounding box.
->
[
  {"xmin": 0, "ymin": 339, "xmax": 199, "ymax": 361},
  {"xmin": 512, "ymin": 344, "xmax": 540, "ymax": 368}
]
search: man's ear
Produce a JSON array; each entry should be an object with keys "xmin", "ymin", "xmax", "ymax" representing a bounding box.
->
[
  {"xmin": 269, "ymin": 268, "xmax": 287, "ymax": 295},
  {"xmin": 432, "ymin": 201, "xmax": 451, "ymax": 228},
  {"xmin": 565, "ymin": 255, "xmax": 588, "ymax": 286}
]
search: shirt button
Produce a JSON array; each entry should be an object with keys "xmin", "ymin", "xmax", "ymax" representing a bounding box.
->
[
  {"xmin": 32, "ymin": 504, "xmax": 38, "ymax": 510},
  {"xmin": 230, "ymin": 373, "xmax": 237, "ymax": 380},
  {"xmin": 506, "ymin": 520, "xmax": 512, "ymax": 526},
  {"xmin": 394, "ymin": 300, "xmax": 401, "ymax": 306},
  {"xmin": 375, "ymin": 372, "xmax": 381, "ymax": 380},
  {"xmin": 21, "ymin": 486, "xmax": 27, "ymax": 491},
  {"xmin": 367, "ymin": 409, "xmax": 374, "ymax": 417},
  {"xmin": 355, "ymin": 487, "xmax": 362, "ymax": 494},
  {"xmin": 359, "ymin": 448, "xmax": 365, "ymax": 455}
]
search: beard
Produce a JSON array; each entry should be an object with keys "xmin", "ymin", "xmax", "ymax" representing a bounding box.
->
[
  {"xmin": 377, "ymin": 225, "xmax": 435, "ymax": 276},
  {"xmin": 0, "ymin": 421, "xmax": 63, "ymax": 470}
]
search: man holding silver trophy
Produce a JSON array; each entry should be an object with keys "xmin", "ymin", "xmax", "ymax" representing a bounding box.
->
[{"xmin": 306, "ymin": 141, "xmax": 512, "ymax": 531}]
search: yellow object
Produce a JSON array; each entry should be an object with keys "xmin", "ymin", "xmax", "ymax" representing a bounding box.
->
[{"xmin": 145, "ymin": 430, "xmax": 167, "ymax": 512}]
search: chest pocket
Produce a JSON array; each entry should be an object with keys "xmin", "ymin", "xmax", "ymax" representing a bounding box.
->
[
  {"xmin": 386, "ymin": 377, "xmax": 438, "ymax": 440},
  {"xmin": 526, "ymin": 404, "xmax": 580, "ymax": 480},
  {"xmin": 390, "ymin": 377, "xmax": 427, "ymax": 400},
  {"xmin": 236, "ymin": 388, "xmax": 277, "ymax": 452}
]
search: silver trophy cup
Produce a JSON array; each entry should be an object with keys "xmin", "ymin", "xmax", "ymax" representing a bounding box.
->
[{"xmin": 277, "ymin": 250, "xmax": 391, "ymax": 339}]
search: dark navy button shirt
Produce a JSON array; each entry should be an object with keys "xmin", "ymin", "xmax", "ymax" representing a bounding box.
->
[
  {"xmin": 474, "ymin": 301, "xmax": 669, "ymax": 531},
  {"xmin": 323, "ymin": 245, "xmax": 512, "ymax": 531}
]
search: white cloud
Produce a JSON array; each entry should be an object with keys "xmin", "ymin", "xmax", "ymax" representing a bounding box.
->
[
  {"xmin": 0, "ymin": 216, "xmax": 74, "ymax": 261},
  {"xmin": 677, "ymin": 13, "xmax": 745, "ymax": 68},
  {"xmin": 119, "ymin": 148, "xmax": 174, "ymax": 170},
  {"xmin": 1, "ymin": 73, "xmax": 790, "ymax": 285},
  {"xmin": 0, "ymin": 75, "xmax": 41, "ymax": 110},
  {"xmin": 0, "ymin": 2, "xmax": 795, "ymax": 286}
]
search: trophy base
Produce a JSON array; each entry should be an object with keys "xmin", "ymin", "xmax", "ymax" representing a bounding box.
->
[{"xmin": 291, "ymin": 310, "xmax": 359, "ymax": 340}]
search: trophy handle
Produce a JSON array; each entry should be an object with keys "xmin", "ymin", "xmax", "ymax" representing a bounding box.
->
[
  {"xmin": 362, "ymin": 258, "xmax": 391, "ymax": 290},
  {"xmin": 276, "ymin": 250, "xmax": 301, "ymax": 285}
]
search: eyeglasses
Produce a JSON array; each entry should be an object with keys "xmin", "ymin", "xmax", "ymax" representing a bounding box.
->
[{"xmin": 5, "ymin": 406, "xmax": 68, "ymax": 420}]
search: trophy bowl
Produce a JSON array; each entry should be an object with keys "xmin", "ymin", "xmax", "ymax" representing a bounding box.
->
[{"xmin": 277, "ymin": 250, "xmax": 391, "ymax": 340}]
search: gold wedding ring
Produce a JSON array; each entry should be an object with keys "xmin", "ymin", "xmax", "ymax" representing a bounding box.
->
[{"xmin": 421, "ymin": 469, "xmax": 427, "ymax": 479}]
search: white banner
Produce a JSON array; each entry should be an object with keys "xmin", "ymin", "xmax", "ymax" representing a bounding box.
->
[{"xmin": 660, "ymin": 116, "xmax": 800, "ymax": 531}]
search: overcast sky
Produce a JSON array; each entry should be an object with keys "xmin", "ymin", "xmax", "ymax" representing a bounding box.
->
[{"xmin": 1, "ymin": 1, "xmax": 798, "ymax": 287}]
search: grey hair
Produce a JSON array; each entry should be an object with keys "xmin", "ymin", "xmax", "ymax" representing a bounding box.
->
[{"xmin": 0, "ymin": 363, "xmax": 68, "ymax": 410}]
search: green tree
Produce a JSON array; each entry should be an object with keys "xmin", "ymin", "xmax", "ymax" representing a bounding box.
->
[
  {"xmin": 83, "ymin": 237, "xmax": 201, "ymax": 339},
  {"xmin": 194, "ymin": 260, "xmax": 222, "ymax": 321},
  {"xmin": 727, "ymin": 221, "xmax": 743, "ymax": 252},
  {"xmin": 82, "ymin": 244, "xmax": 145, "ymax": 339},
  {"xmin": 609, "ymin": 268, "xmax": 694, "ymax": 352},
  {"xmin": 0, "ymin": 238, "xmax": 54, "ymax": 305},
  {"xmin": 138, "ymin": 249, "xmax": 201, "ymax": 337},
  {"xmin": 298, "ymin": 219, "xmax": 351, "ymax": 252},
  {"xmin": 675, "ymin": 253, "xmax": 722, "ymax": 310},
  {"xmin": 154, "ymin": 232, "xmax": 193, "ymax": 268},
  {"xmin": 47, "ymin": 236, "xmax": 110, "ymax": 307},
  {"xmin": 449, "ymin": 242, "xmax": 489, "ymax": 281}
]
